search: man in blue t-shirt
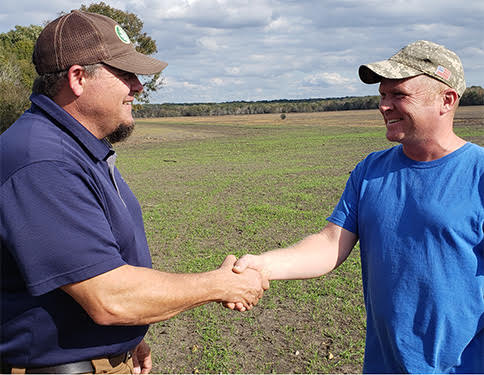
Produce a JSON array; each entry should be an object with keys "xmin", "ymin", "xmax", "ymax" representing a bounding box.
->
[
  {"xmin": 0, "ymin": 10, "xmax": 268, "ymax": 374},
  {"xmin": 230, "ymin": 40, "xmax": 484, "ymax": 373}
]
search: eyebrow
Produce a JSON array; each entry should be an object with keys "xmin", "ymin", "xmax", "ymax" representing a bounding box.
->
[{"xmin": 379, "ymin": 85, "xmax": 408, "ymax": 95}]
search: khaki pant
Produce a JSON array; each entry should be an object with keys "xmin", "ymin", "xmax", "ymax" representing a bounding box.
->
[
  {"xmin": 9, "ymin": 356, "xmax": 134, "ymax": 374},
  {"xmin": 91, "ymin": 356, "xmax": 134, "ymax": 374}
]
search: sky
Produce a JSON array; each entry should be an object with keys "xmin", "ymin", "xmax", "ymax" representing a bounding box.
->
[{"xmin": 1, "ymin": 0, "xmax": 483, "ymax": 104}]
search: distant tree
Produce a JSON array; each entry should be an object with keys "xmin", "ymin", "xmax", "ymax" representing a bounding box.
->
[
  {"xmin": 0, "ymin": 24, "xmax": 42, "ymax": 132},
  {"xmin": 0, "ymin": 57, "xmax": 31, "ymax": 132},
  {"xmin": 461, "ymin": 86, "xmax": 484, "ymax": 106}
]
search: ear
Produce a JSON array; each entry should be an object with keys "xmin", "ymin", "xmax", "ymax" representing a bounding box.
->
[
  {"xmin": 67, "ymin": 65, "xmax": 88, "ymax": 97},
  {"xmin": 440, "ymin": 88, "xmax": 458, "ymax": 114}
]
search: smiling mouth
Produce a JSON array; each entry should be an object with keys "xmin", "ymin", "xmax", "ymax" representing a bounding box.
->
[{"xmin": 387, "ymin": 119, "xmax": 401, "ymax": 125}]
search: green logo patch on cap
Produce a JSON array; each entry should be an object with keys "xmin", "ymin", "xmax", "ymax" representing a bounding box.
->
[{"xmin": 115, "ymin": 25, "xmax": 131, "ymax": 44}]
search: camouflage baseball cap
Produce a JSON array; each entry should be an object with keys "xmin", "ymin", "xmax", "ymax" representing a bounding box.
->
[{"xmin": 359, "ymin": 40, "xmax": 466, "ymax": 96}]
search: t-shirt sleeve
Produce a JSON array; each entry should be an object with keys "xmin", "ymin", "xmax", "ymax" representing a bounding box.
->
[
  {"xmin": 327, "ymin": 162, "xmax": 362, "ymax": 235},
  {"xmin": 2, "ymin": 160, "xmax": 126, "ymax": 296}
]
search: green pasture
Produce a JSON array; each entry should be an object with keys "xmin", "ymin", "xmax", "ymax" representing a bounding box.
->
[{"xmin": 115, "ymin": 108, "xmax": 484, "ymax": 373}]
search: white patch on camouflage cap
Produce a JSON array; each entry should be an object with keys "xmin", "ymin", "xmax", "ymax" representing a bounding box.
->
[{"xmin": 115, "ymin": 25, "xmax": 131, "ymax": 44}]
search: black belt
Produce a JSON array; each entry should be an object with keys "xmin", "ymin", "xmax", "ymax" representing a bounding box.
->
[{"xmin": 2, "ymin": 352, "xmax": 131, "ymax": 374}]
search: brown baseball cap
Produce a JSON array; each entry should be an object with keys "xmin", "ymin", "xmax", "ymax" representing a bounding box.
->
[
  {"xmin": 33, "ymin": 10, "xmax": 167, "ymax": 75},
  {"xmin": 359, "ymin": 40, "xmax": 466, "ymax": 96}
]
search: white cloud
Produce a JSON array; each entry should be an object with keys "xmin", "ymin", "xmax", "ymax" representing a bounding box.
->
[
  {"xmin": 225, "ymin": 67, "xmax": 241, "ymax": 76},
  {"xmin": 150, "ymin": 0, "xmax": 274, "ymax": 29},
  {"xmin": 210, "ymin": 77, "xmax": 224, "ymax": 86},
  {"xmin": 198, "ymin": 37, "xmax": 222, "ymax": 51},
  {"xmin": 303, "ymin": 72, "xmax": 354, "ymax": 86}
]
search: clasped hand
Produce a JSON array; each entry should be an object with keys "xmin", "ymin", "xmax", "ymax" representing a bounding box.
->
[{"xmin": 219, "ymin": 254, "xmax": 268, "ymax": 312}]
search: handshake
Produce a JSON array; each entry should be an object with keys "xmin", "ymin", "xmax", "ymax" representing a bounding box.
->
[{"xmin": 215, "ymin": 254, "xmax": 269, "ymax": 312}]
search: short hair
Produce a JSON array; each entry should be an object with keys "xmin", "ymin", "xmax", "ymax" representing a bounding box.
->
[
  {"xmin": 421, "ymin": 75, "xmax": 460, "ymax": 107},
  {"xmin": 32, "ymin": 63, "xmax": 103, "ymax": 99}
]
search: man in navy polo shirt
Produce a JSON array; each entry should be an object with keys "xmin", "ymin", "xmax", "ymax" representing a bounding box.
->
[{"xmin": 0, "ymin": 10, "xmax": 267, "ymax": 374}]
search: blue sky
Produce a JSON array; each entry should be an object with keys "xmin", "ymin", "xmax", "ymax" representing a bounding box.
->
[{"xmin": 1, "ymin": 0, "xmax": 483, "ymax": 104}]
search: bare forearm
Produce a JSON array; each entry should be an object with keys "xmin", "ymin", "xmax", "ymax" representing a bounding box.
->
[
  {"xmin": 246, "ymin": 223, "xmax": 357, "ymax": 280},
  {"xmin": 259, "ymin": 233, "xmax": 336, "ymax": 280},
  {"xmin": 108, "ymin": 267, "xmax": 228, "ymax": 324},
  {"xmin": 63, "ymin": 259, "xmax": 264, "ymax": 325}
]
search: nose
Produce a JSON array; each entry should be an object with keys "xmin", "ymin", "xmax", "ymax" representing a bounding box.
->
[
  {"xmin": 379, "ymin": 96, "xmax": 392, "ymax": 113},
  {"xmin": 131, "ymin": 75, "xmax": 144, "ymax": 94}
]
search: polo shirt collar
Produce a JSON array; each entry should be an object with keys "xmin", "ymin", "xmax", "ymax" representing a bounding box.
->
[{"xmin": 30, "ymin": 94, "xmax": 113, "ymax": 161}]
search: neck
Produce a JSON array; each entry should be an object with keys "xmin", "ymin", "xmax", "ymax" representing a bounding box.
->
[
  {"xmin": 54, "ymin": 92, "xmax": 105, "ymax": 140},
  {"xmin": 402, "ymin": 133, "xmax": 466, "ymax": 161}
]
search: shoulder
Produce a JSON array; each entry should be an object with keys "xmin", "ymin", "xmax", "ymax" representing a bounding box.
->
[
  {"xmin": 1, "ymin": 110, "xmax": 80, "ymax": 184},
  {"xmin": 457, "ymin": 143, "xmax": 484, "ymax": 172},
  {"xmin": 363, "ymin": 145, "xmax": 401, "ymax": 163},
  {"xmin": 464, "ymin": 142, "xmax": 484, "ymax": 157},
  {"xmin": 351, "ymin": 146, "xmax": 401, "ymax": 177}
]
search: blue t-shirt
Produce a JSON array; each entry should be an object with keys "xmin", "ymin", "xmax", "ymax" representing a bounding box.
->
[
  {"xmin": 1, "ymin": 94, "xmax": 152, "ymax": 367},
  {"xmin": 328, "ymin": 143, "xmax": 484, "ymax": 373}
]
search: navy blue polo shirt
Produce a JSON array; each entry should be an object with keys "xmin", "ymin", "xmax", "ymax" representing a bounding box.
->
[{"xmin": 0, "ymin": 94, "xmax": 152, "ymax": 367}]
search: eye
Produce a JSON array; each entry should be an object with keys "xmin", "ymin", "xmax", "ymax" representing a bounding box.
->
[
  {"xmin": 117, "ymin": 71, "xmax": 130, "ymax": 78},
  {"xmin": 122, "ymin": 72, "xmax": 138, "ymax": 81}
]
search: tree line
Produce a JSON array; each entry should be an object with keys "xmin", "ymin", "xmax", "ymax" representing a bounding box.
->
[
  {"xmin": 134, "ymin": 86, "xmax": 484, "ymax": 118},
  {"xmin": 135, "ymin": 96, "xmax": 381, "ymax": 118}
]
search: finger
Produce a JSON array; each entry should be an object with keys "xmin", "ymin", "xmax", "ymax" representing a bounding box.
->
[
  {"xmin": 132, "ymin": 352, "xmax": 141, "ymax": 375},
  {"xmin": 246, "ymin": 300, "xmax": 257, "ymax": 310},
  {"xmin": 235, "ymin": 302, "xmax": 245, "ymax": 311},
  {"xmin": 253, "ymin": 295, "xmax": 261, "ymax": 306},
  {"xmin": 223, "ymin": 302, "xmax": 236, "ymax": 310},
  {"xmin": 141, "ymin": 354, "xmax": 152, "ymax": 374},
  {"xmin": 262, "ymin": 277, "xmax": 270, "ymax": 290},
  {"xmin": 224, "ymin": 301, "xmax": 247, "ymax": 311}
]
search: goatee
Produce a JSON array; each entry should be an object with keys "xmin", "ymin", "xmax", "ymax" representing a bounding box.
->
[{"xmin": 107, "ymin": 122, "xmax": 135, "ymax": 143}]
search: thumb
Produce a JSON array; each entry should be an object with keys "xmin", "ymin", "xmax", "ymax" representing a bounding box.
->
[
  {"xmin": 232, "ymin": 254, "xmax": 254, "ymax": 274},
  {"xmin": 220, "ymin": 254, "xmax": 237, "ymax": 269}
]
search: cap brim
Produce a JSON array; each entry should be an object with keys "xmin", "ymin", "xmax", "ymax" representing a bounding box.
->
[
  {"xmin": 359, "ymin": 59, "xmax": 422, "ymax": 84},
  {"xmin": 104, "ymin": 51, "xmax": 168, "ymax": 75}
]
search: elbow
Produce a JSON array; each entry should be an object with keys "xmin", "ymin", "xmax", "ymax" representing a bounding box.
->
[
  {"xmin": 86, "ymin": 301, "xmax": 174, "ymax": 326},
  {"xmin": 85, "ymin": 301, "xmax": 136, "ymax": 326},
  {"xmin": 89, "ymin": 311, "xmax": 120, "ymax": 326}
]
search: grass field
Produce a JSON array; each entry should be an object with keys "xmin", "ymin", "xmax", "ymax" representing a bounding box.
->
[{"xmin": 115, "ymin": 106, "xmax": 484, "ymax": 373}]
